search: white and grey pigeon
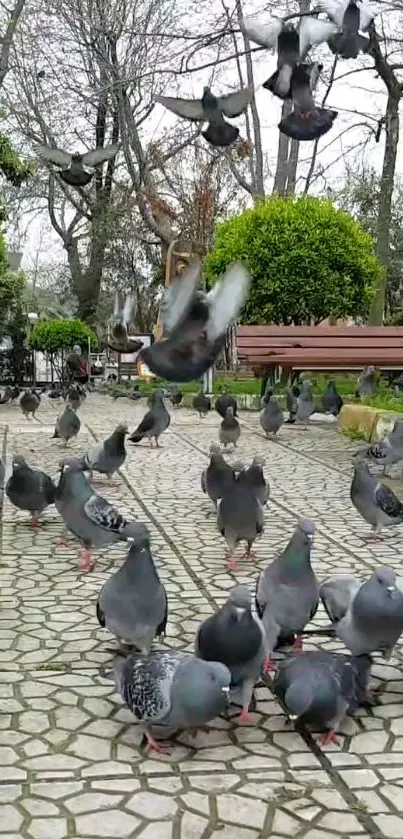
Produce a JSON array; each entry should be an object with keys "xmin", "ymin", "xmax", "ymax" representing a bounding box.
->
[
  {"xmin": 260, "ymin": 387, "xmax": 284, "ymax": 436},
  {"xmin": 97, "ymin": 534, "xmax": 167, "ymax": 654},
  {"xmin": 77, "ymin": 423, "xmax": 128, "ymax": 479},
  {"xmin": 53, "ymin": 405, "xmax": 81, "ymax": 446},
  {"xmin": 217, "ymin": 483, "xmax": 264, "ymax": 570},
  {"xmin": 262, "ymin": 24, "xmax": 300, "ymax": 99},
  {"xmin": 255, "ymin": 519, "xmax": 318, "ymax": 672},
  {"xmin": 55, "ymin": 461, "xmax": 148, "ymax": 572},
  {"xmin": 107, "ymin": 650, "xmax": 230, "ymax": 754},
  {"xmin": 318, "ymin": 0, "xmax": 370, "ymax": 58},
  {"xmin": 274, "ymin": 650, "xmax": 373, "ymax": 746},
  {"xmin": 350, "ymin": 461, "xmax": 403, "ymax": 537},
  {"xmin": 108, "ymin": 293, "xmax": 143, "ymax": 354},
  {"xmin": 219, "ymin": 406, "xmax": 241, "ymax": 448},
  {"xmin": 296, "ymin": 380, "xmax": 316, "ymax": 426},
  {"xmin": 355, "ymin": 365, "xmax": 377, "ymax": 398},
  {"xmin": 129, "ymin": 390, "xmax": 170, "ymax": 446},
  {"xmin": 279, "ymin": 63, "xmax": 337, "ymax": 141},
  {"xmin": 140, "ymin": 261, "xmax": 250, "ymax": 382},
  {"xmin": 155, "ymin": 86, "xmax": 253, "ymax": 148},
  {"xmin": 6, "ymin": 455, "xmax": 56, "ymax": 527},
  {"xmin": 195, "ymin": 585, "xmax": 267, "ymax": 724},
  {"xmin": 20, "ymin": 389, "xmax": 40, "ymax": 419},
  {"xmin": 201, "ymin": 443, "xmax": 238, "ymax": 508}
]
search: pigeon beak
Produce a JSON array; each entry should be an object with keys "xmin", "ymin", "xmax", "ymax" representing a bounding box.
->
[
  {"xmin": 394, "ymin": 577, "xmax": 403, "ymax": 595},
  {"xmin": 235, "ymin": 607, "xmax": 246, "ymax": 620},
  {"xmin": 288, "ymin": 714, "xmax": 298, "ymax": 721},
  {"xmin": 307, "ymin": 534, "xmax": 314, "ymax": 543},
  {"xmin": 221, "ymin": 686, "xmax": 230, "ymax": 696}
]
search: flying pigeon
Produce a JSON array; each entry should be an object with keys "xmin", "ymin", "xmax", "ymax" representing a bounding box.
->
[
  {"xmin": 260, "ymin": 387, "xmax": 284, "ymax": 436},
  {"xmin": 6, "ymin": 455, "xmax": 56, "ymax": 528},
  {"xmin": 255, "ymin": 519, "xmax": 318, "ymax": 672},
  {"xmin": 217, "ymin": 483, "xmax": 264, "ymax": 569},
  {"xmin": 193, "ymin": 390, "xmax": 211, "ymax": 418},
  {"xmin": 20, "ymin": 389, "xmax": 40, "ymax": 419},
  {"xmin": 139, "ymin": 262, "xmax": 250, "ymax": 382},
  {"xmin": 76, "ymin": 423, "xmax": 128, "ymax": 479},
  {"xmin": 242, "ymin": 15, "xmax": 283, "ymax": 49},
  {"xmin": 128, "ymin": 390, "xmax": 170, "ymax": 446},
  {"xmin": 215, "ymin": 390, "xmax": 238, "ymax": 418},
  {"xmin": 237, "ymin": 455, "xmax": 269, "ymax": 506},
  {"xmin": 279, "ymin": 63, "xmax": 337, "ymax": 141},
  {"xmin": 108, "ymin": 293, "xmax": 143, "ymax": 354},
  {"xmin": 55, "ymin": 461, "xmax": 148, "ymax": 571},
  {"xmin": 196, "ymin": 585, "xmax": 267, "ymax": 724},
  {"xmin": 322, "ymin": 380, "xmax": 344, "ymax": 416},
  {"xmin": 201, "ymin": 443, "xmax": 238, "ymax": 507},
  {"xmin": 355, "ymin": 365, "xmax": 377, "ymax": 398},
  {"xmin": 274, "ymin": 650, "xmax": 373, "ymax": 745},
  {"xmin": 155, "ymin": 86, "xmax": 253, "ymax": 148},
  {"xmin": 107, "ymin": 649, "xmax": 230, "ymax": 753},
  {"xmin": 263, "ymin": 25, "xmax": 300, "ymax": 99},
  {"xmin": 296, "ymin": 380, "xmax": 316, "ymax": 425},
  {"xmin": 97, "ymin": 535, "xmax": 168, "ymax": 654},
  {"xmin": 53, "ymin": 405, "xmax": 81, "ymax": 446},
  {"xmin": 318, "ymin": 0, "xmax": 371, "ymax": 57},
  {"xmin": 35, "ymin": 143, "xmax": 119, "ymax": 187},
  {"xmin": 350, "ymin": 461, "xmax": 403, "ymax": 537},
  {"xmin": 285, "ymin": 385, "xmax": 300, "ymax": 424},
  {"xmin": 219, "ymin": 406, "xmax": 241, "ymax": 448}
]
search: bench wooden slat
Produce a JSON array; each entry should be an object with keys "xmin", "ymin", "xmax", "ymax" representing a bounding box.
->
[
  {"xmin": 237, "ymin": 325, "xmax": 403, "ymax": 337},
  {"xmin": 238, "ymin": 337, "xmax": 403, "ymax": 349},
  {"xmin": 240, "ymin": 348, "xmax": 403, "ymax": 362}
]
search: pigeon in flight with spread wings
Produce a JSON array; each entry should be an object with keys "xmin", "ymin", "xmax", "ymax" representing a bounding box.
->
[
  {"xmin": 35, "ymin": 144, "xmax": 119, "ymax": 187},
  {"xmin": 279, "ymin": 63, "xmax": 337, "ymax": 141},
  {"xmin": 155, "ymin": 86, "xmax": 253, "ymax": 148},
  {"xmin": 317, "ymin": 0, "xmax": 371, "ymax": 58},
  {"xmin": 108, "ymin": 293, "xmax": 143, "ymax": 354}
]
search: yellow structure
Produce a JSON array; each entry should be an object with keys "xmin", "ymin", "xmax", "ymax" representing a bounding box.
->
[{"xmin": 153, "ymin": 239, "xmax": 193, "ymax": 342}]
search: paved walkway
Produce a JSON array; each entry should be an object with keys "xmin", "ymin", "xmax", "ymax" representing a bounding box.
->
[{"xmin": 1, "ymin": 393, "xmax": 403, "ymax": 839}]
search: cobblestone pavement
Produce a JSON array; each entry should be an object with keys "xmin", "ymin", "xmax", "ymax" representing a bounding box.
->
[{"xmin": 1, "ymin": 393, "xmax": 403, "ymax": 838}]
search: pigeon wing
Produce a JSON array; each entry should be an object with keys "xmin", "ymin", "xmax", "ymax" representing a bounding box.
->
[
  {"xmin": 375, "ymin": 481, "xmax": 403, "ymax": 519},
  {"xmin": 242, "ymin": 16, "xmax": 283, "ymax": 49},
  {"xmin": 320, "ymin": 574, "xmax": 360, "ymax": 623},
  {"xmin": 206, "ymin": 263, "xmax": 250, "ymax": 341},
  {"xmin": 84, "ymin": 493, "xmax": 126, "ymax": 533},
  {"xmin": 35, "ymin": 144, "xmax": 72, "ymax": 168},
  {"xmin": 218, "ymin": 89, "xmax": 253, "ymax": 118},
  {"xmin": 81, "ymin": 145, "xmax": 119, "ymax": 167},
  {"xmin": 122, "ymin": 652, "xmax": 178, "ymax": 722},
  {"xmin": 316, "ymin": 0, "xmax": 348, "ymax": 25},
  {"xmin": 299, "ymin": 18, "xmax": 337, "ymax": 57},
  {"xmin": 161, "ymin": 260, "xmax": 201, "ymax": 334},
  {"xmin": 154, "ymin": 95, "xmax": 205, "ymax": 121},
  {"xmin": 122, "ymin": 296, "xmax": 135, "ymax": 328}
]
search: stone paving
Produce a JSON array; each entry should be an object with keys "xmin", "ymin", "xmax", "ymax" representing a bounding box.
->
[{"xmin": 1, "ymin": 393, "xmax": 403, "ymax": 838}]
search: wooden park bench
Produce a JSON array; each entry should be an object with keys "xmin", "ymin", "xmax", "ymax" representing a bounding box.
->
[{"xmin": 236, "ymin": 325, "xmax": 403, "ymax": 380}]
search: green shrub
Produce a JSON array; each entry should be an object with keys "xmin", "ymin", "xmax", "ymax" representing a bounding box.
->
[{"xmin": 29, "ymin": 319, "xmax": 98, "ymax": 354}]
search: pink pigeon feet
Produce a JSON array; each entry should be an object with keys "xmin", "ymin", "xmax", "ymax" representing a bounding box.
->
[
  {"xmin": 262, "ymin": 656, "xmax": 276, "ymax": 675},
  {"xmin": 243, "ymin": 549, "xmax": 257, "ymax": 561},
  {"xmin": 144, "ymin": 731, "xmax": 171, "ymax": 754},
  {"xmin": 291, "ymin": 636, "xmax": 303, "ymax": 653},
  {"xmin": 319, "ymin": 728, "xmax": 339, "ymax": 746},
  {"xmin": 78, "ymin": 549, "xmax": 95, "ymax": 573},
  {"xmin": 238, "ymin": 707, "xmax": 252, "ymax": 725},
  {"xmin": 29, "ymin": 515, "xmax": 40, "ymax": 530},
  {"xmin": 227, "ymin": 554, "xmax": 237, "ymax": 571},
  {"xmin": 57, "ymin": 535, "xmax": 70, "ymax": 547}
]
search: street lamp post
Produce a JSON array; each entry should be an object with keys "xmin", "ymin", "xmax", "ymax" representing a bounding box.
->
[{"xmin": 27, "ymin": 312, "xmax": 39, "ymax": 388}]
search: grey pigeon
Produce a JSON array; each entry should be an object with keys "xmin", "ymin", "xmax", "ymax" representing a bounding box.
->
[
  {"xmin": 196, "ymin": 585, "xmax": 266, "ymax": 724},
  {"xmin": 0, "ymin": 457, "xmax": 4, "ymax": 491},
  {"xmin": 140, "ymin": 262, "xmax": 250, "ymax": 382},
  {"xmin": 0, "ymin": 386, "xmax": 12, "ymax": 404},
  {"xmin": 358, "ymin": 438, "xmax": 403, "ymax": 476},
  {"xmin": 6, "ymin": 455, "xmax": 56, "ymax": 527},
  {"xmin": 20, "ymin": 389, "xmax": 40, "ymax": 419},
  {"xmin": 193, "ymin": 390, "xmax": 211, "ymax": 418},
  {"xmin": 351, "ymin": 461, "xmax": 403, "ymax": 537},
  {"xmin": 35, "ymin": 143, "xmax": 119, "ymax": 187},
  {"xmin": 215, "ymin": 390, "xmax": 237, "ymax": 418},
  {"xmin": 279, "ymin": 63, "xmax": 337, "ymax": 141},
  {"xmin": 322, "ymin": 381, "xmax": 343, "ymax": 416},
  {"xmin": 219, "ymin": 406, "xmax": 241, "ymax": 448},
  {"xmin": 55, "ymin": 461, "xmax": 147, "ymax": 571},
  {"xmin": 109, "ymin": 650, "xmax": 230, "ymax": 753},
  {"xmin": 65, "ymin": 384, "xmax": 81, "ymax": 411},
  {"xmin": 129, "ymin": 390, "xmax": 170, "ymax": 446},
  {"xmin": 274, "ymin": 651, "xmax": 373, "ymax": 745},
  {"xmin": 320, "ymin": 573, "xmax": 361, "ymax": 623},
  {"xmin": 217, "ymin": 484, "xmax": 264, "ymax": 569},
  {"xmin": 355, "ymin": 365, "xmax": 377, "ymax": 398},
  {"xmin": 155, "ymin": 86, "xmax": 253, "ymax": 148},
  {"xmin": 263, "ymin": 25, "xmax": 300, "ymax": 98},
  {"xmin": 260, "ymin": 388, "xmax": 283, "ymax": 436},
  {"xmin": 201, "ymin": 443, "xmax": 238, "ymax": 507},
  {"xmin": 255, "ymin": 519, "xmax": 318, "ymax": 672},
  {"xmin": 97, "ymin": 535, "xmax": 168, "ymax": 654},
  {"xmin": 169, "ymin": 388, "xmax": 183, "ymax": 407},
  {"xmin": 388, "ymin": 418, "xmax": 403, "ymax": 447},
  {"xmin": 237, "ymin": 456, "xmax": 269, "ymax": 506},
  {"xmin": 285, "ymin": 385, "xmax": 300, "ymax": 424},
  {"xmin": 296, "ymin": 380, "xmax": 315, "ymax": 426},
  {"xmin": 321, "ymin": 0, "xmax": 370, "ymax": 58},
  {"xmin": 79, "ymin": 423, "xmax": 128, "ymax": 478},
  {"xmin": 53, "ymin": 406, "xmax": 81, "ymax": 446},
  {"xmin": 108, "ymin": 292, "xmax": 142, "ymax": 354}
]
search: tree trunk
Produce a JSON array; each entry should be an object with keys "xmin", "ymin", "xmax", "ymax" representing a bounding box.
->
[
  {"xmin": 272, "ymin": 101, "xmax": 291, "ymax": 195},
  {"xmin": 369, "ymin": 92, "xmax": 400, "ymax": 324}
]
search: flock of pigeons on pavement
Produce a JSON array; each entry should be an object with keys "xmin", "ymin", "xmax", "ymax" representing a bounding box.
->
[{"xmin": 1, "ymin": 358, "xmax": 403, "ymax": 754}]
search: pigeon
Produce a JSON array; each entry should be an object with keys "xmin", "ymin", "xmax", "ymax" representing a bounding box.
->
[
  {"xmin": 65, "ymin": 384, "xmax": 81, "ymax": 412},
  {"xmin": 128, "ymin": 390, "xmax": 170, "ymax": 446},
  {"xmin": 357, "ymin": 437, "xmax": 403, "ymax": 475},
  {"xmin": 201, "ymin": 443, "xmax": 238, "ymax": 507},
  {"xmin": 217, "ymin": 484, "xmax": 264, "ymax": 569},
  {"xmin": 0, "ymin": 457, "xmax": 5, "ymax": 492},
  {"xmin": 355, "ymin": 365, "xmax": 377, "ymax": 398},
  {"xmin": 318, "ymin": 0, "xmax": 371, "ymax": 58},
  {"xmin": 0, "ymin": 386, "xmax": 12, "ymax": 404},
  {"xmin": 193, "ymin": 390, "xmax": 211, "ymax": 418},
  {"xmin": 128, "ymin": 385, "xmax": 142, "ymax": 401},
  {"xmin": 97, "ymin": 534, "xmax": 168, "ymax": 654},
  {"xmin": 242, "ymin": 15, "xmax": 283, "ymax": 49},
  {"xmin": 215, "ymin": 390, "xmax": 238, "ymax": 418},
  {"xmin": 351, "ymin": 461, "xmax": 403, "ymax": 537},
  {"xmin": 155, "ymin": 86, "xmax": 253, "ymax": 148},
  {"xmin": 53, "ymin": 406, "xmax": 81, "ymax": 446},
  {"xmin": 388, "ymin": 418, "xmax": 403, "ymax": 447},
  {"xmin": 20, "ymin": 389, "xmax": 40, "ymax": 419},
  {"xmin": 263, "ymin": 25, "xmax": 300, "ymax": 99},
  {"xmin": 274, "ymin": 650, "xmax": 373, "ymax": 745},
  {"xmin": 236, "ymin": 456, "xmax": 269, "ymax": 506},
  {"xmin": 35, "ymin": 143, "xmax": 119, "ymax": 187},
  {"xmin": 219, "ymin": 406, "xmax": 241, "ymax": 448},
  {"xmin": 322, "ymin": 380, "xmax": 343, "ymax": 416},
  {"xmin": 10, "ymin": 385, "xmax": 21, "ymax": 401},
  {"xmin": 140, "ymin": 262, "xmax": 250, "ymax": 382},
  {"xmin": 108, "ymin": 649, "xmax": 230, "ymax": 753},
  {"xmin": 55, "ymin": 461, "xmax": 148, "ymax": 571},
  {"xmin": 78, "ymin": 423, "xmax": 128, "ymax": 479},
  {"xmin": 169, "ymin": 388, "xmax": 183, "ymax": 407},
  {"xmin": 195, "ymin": 585, "xmax": 267, "ymax": 723},
  {"xmin": 6, "ymin": 455, "xmax": 56, "ymax": 527},
  {"xmin": 260, "ymin": 387, "xmax": 283, "ymax": 436},
  {"xmin": 108, "ymin": 293, "xmax": 143, "ymax": 354},
  {"xmin": 48, "ymin": 385, "xmax": 63, "ymax": 399},
  {"xmin": 298, "ymin": 16, "xmax": 338, "ymax": 57},
  {"xmin": 279, "ymin": 63, "xmax": 337, "ymax": 141},
  {"xmin": 255, "ymin": 519, "xmax": 318, "ymax": 672},
  {"xmin": 320, "ymin": 573, "xmax": 361, "ymax": 624},
  {"xmin": 285, "ymin": 385, "xmax": 300, "ymax": 424},
  {"xmin": 296, "ymin": 380, "xmax": 316, "ymax": 425}
]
